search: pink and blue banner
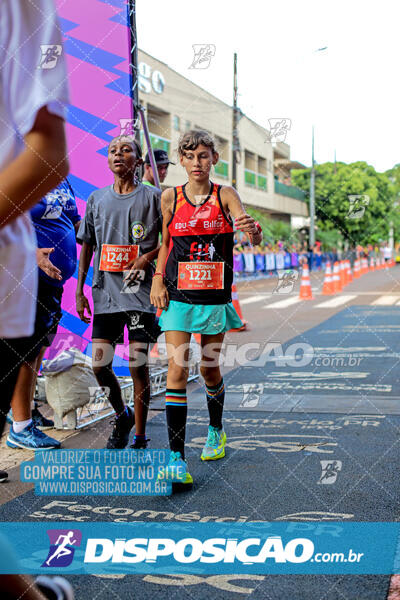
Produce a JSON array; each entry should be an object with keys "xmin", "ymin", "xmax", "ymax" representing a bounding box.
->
[{"xmin": 52, "ymin": 0, "xmax": 133, "ymax": 373}]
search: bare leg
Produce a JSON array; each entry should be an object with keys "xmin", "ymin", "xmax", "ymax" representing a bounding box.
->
[
  {"xmin": 10, "ymin": 346, "xmax": 47, "ymax": 423},
  {"xmin": 10, "ymin": 360, "xmax": 37, "ymax": 422},
  {"xmin": 91, "ymin": 339, "xmax": 124, "ymax": 414},
  {"xmin": 200, "ymin": 332, "xmax": 225, "ymax": 386},
  {"xmin": 165, "ymin": 331, "xmax": 191, "ymax": 389}
]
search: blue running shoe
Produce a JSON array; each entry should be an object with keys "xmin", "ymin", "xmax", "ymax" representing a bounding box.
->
[
  {"xmin": 201, "ymin": 426, "xmax": 226, "ymax": 461},
  {"xmin": 32, "ymin": 402, "xmax": 54, "ymax": 430},
  {"xmin": 7, "ymin": 403, "xmax": 54, "ymax": 430},
  {"xmin": 7, "ymin": 422, "xmax": 61, "ymax": 450},
  {"xmin": 158, "ymin": 451, "xmax": 193, "ymax": 484}
]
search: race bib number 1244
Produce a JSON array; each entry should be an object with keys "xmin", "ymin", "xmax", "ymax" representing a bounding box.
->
[{"xmin": 99, "ymin": 244, "xmax": 139, "ymax": 272}]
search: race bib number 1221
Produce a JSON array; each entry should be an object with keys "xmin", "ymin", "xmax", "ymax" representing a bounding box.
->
[{"xmin": 177, "ymin": 261, "xmax": 224, "ymax": 290}]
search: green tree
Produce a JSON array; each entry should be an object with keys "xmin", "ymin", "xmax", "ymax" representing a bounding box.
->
[
  {"xmin": 245, "ymin": 206, "xmax": 298, "ymax": 245},
  {"xmin": 292, "ymin": 161, "xmax": 392, "ymax": 246},
  {"xmin": 384, "ymin": 163, "xmax": 400, "ymax": 243}
]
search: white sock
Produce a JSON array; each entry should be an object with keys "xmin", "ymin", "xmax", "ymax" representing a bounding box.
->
[{"xmin": 13, "ymin": 419, "xmax": 32, "ymax": 434}]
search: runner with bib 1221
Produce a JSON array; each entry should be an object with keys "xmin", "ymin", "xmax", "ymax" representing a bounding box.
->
[{"xmin": 150, "ymin": 129, "xmax": 262, "ymax": 487}]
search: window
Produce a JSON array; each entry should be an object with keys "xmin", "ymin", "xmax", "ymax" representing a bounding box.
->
[
  {"xmin": 173, "ymin": 115, "xmax": 180, "ymax": 131},
  {"xmin": 244, "ymin": 150, "xmax": 257, "ymax": 187}
]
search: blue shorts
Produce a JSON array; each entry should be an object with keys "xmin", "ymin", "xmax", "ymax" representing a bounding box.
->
[{"xmin": 159, "ymin": 300, "xmax": 243, "ymax": 335}]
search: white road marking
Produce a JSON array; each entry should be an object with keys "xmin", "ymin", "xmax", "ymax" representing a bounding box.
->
[
  {"xmin": 372, "ymin": 296, "xmax": 399, "ymax": 305},
  {"xmin": 262, "ymin": 297, "xmax": 301, "ymax": 309},
  {"xmin": 240, "ymin": 295, "xmax": 269, "ymax": 305},
  {"xmin": 315, "ymin": 295, "xmax": 357, "ymax": 308}
]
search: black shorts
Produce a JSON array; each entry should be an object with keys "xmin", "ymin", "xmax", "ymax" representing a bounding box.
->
[
  {"xmin": 92, "ymin": 311, "xmax": 161, "ymax": 345},
  {"xmin": 19, "ymin": 278, "xmax": 63, "ymax": 362}
]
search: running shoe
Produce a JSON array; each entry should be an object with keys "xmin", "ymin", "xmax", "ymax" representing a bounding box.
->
[
  {"xmin": 200, "ymin": 425, "xmax": 226, "ymax": 461},
  {"xmin": 0, "ymin": 470, "xmax": 8, "ymax": 483},
  {"xmin": 35, "ymin": 575, "xmax": 74, "ymax": 600},
  {"xmin": 130, "ymin": 435, "xmax": 150, "ymax": 450},
  {"xmin": 158, "ymin": 451, "xmax": 193, "ymax": 484},
  {"xmin": 32, "ymin": 402, "xmax": 54, "ymax": 430},
  {"xmin": 106, "ymin": 406, "xmax": 135, "ymax": 449},
  {"xmin": 6, "ymin": 422, "xmax": 61, "ymax": 450}
]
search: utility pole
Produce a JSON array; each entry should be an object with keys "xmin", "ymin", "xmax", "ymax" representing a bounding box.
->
[
  {"xmin": 232, "ymin": 53, "xmax": 239, "ymax": 189},
  {"xmin": 127, "ymin": 1, "xmax": 140, "ymax": 145},
  {"xmin": 309, "ymin": 126, "xmax": 315, "ymax": 248},
  {"xmin": 127, "ymin": 1, "xmax": 160, "ymax": 187}
]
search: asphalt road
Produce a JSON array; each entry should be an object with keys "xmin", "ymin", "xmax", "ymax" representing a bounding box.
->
[{"xmin": 1, "ymin": 265, "xmax": 400, "ymax": 599}]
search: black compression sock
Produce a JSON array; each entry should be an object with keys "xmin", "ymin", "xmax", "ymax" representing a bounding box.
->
[
  {"xmin": 205, "ymin": 379, "xmax": 225, "ymax": 429},
  {"xmin": 165, "ymin": 388, "xmax": 187, "ymax": 459}
]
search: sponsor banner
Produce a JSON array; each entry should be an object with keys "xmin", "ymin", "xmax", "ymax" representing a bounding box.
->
[
  {"xmin": 1, "ymin": 522, "xmax": 399, "ymax": 575},
  {"xmin": 20, "ymin": 450, "xmax": 172, "ymax": 496}
]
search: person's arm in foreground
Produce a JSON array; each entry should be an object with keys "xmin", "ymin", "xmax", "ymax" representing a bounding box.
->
[{"xmin": 0, "ymin": 107, "xmax": 68, "ymax": 229}]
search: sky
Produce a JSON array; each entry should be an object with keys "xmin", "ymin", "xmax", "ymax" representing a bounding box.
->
[{"xmin": 136, "ymin": 0, "xmax": 400, "ymax": 173}]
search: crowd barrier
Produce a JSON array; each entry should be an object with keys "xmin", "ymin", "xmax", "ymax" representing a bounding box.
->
[{"xmin": 234, "ymin": 251, "xmax": 394, "ymax": 279}]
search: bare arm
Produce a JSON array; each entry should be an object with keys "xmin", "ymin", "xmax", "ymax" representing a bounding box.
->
[
  {"xmin": 74, "ymin": 220, "xmax": 82, "ymax": 236},
  {"xmin": 76, "ymin": 242, "xmax": 93, "ymax": 323},
  {"xmin": 0, "ymin": 107, "xmax": 69, "ymax": 229},
  {"xmin": 221, "ymin": 186, "xmax": 263, "ymax": 246},
  {"xmin": 1, "ymin": 575, "xmax": 49, "ymax": 600},
  {"xmin": 124, "ymin": 246, "xmax": 161, "ymax": 283},
  {"xmin": 150, "ymin": 188, "xmax": 173, "ymax": 309}
]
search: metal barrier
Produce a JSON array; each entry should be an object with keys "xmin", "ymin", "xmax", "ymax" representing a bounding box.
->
[{"xmin": 46, "ymin": 361, "xmax": 200, "ymax": 430}]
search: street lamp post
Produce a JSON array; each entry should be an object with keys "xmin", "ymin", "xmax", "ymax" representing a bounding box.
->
[
  {"xmin": 309, "ymin": 47, "xmax": 328, "ymax": 250},
  {"xmin": 309, "ymin": 126, "xmax": 315, "ymax": 248}
]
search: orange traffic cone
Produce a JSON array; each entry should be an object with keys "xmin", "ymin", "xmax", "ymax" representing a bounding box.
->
[
  {"xmin": 230, "ymin": 283, "xmax": 247, "ymax": 332},
  {"xmin": 353, "ymin": 259, "xmax": 360, "ymax": 278},
  {"xmin": 370, "ymin": 257, "xmax": 375, "ymax": 271},
  {"xmin": 340, "ymin": 261, "xmax": 347, "ymax": 287},
  {"xmin": 322, "ymin": 262, "xmax": 334, "ymax": 295},
  {"xmin": 299, "ymin": 262, "xmax": 314, "ymax": 300},
  {"xmin": 332, "ymin": 261, "xmax": 342, "ymax": 292}
]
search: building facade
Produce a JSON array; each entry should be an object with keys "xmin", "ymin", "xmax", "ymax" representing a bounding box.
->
[{"xmin": 137, "ymin": 50, "xmax": 308, "ymax": 225}]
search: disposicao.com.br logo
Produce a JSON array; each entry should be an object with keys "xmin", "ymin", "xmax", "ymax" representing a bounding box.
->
[{"xmin": 84, "ymin": 536, "xmax": 315, "ymax": 564}]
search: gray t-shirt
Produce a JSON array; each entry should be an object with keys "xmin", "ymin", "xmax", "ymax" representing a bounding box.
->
[{"xmin": 78, "ymin": 183, "xmax": 162, "ymax": 314}]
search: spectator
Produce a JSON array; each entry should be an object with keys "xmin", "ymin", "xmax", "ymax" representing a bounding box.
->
[
  {"xmin": 8, "ymin": 180, "xmax": 81, "ymax": 451},
  {"xmin": 142, "ymin": 149, "xmax": 175, "ymax": 188}
]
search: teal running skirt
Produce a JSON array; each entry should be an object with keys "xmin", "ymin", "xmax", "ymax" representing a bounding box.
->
[{"xmin": 159, "ymin": 300, "xmax": 243, "ymax": 335}]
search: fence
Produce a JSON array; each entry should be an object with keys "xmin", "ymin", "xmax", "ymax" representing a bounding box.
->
[{"xmin": 234, "ymin": 250, "xmax": 391, "ymax": 279}]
